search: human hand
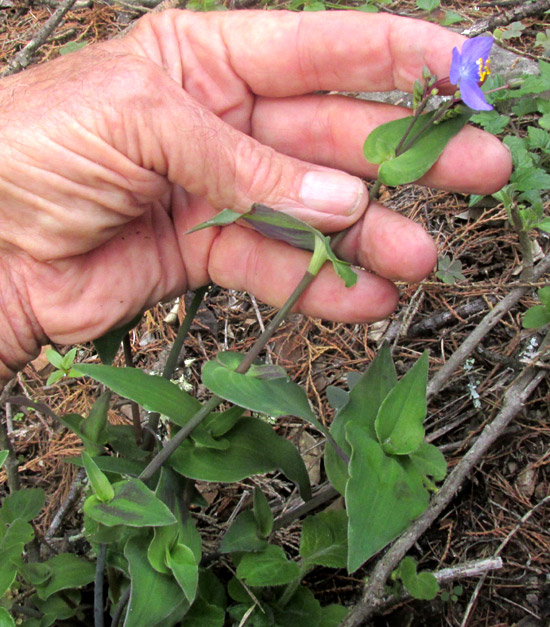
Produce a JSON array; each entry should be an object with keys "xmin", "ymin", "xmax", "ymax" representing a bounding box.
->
[{"xmin": 0, "ymin": 9, "xmax": 511, "ymax": 380}]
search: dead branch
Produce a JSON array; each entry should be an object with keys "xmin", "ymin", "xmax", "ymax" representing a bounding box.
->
[
  {"xmin": 1, "ymin": 0, "xmax": 79, "ymax": 78},
  {"xmin": 462, "ymin": 0, "xmax": 550, "ymax": 37}
]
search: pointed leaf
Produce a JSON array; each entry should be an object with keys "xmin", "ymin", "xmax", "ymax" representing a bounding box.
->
[
  {"xmin": 82, "ymin": 451, "xmax": 114, "ymax": 502},
  {"xmin": 83, "ymin": 478, "xmax": 177, "ymax": 527},
  {"xmin": 0, "ymin": 450, "xmax": 8, "ymax": 470},
  {"xmin": 202, "ymin": 352, "xmax": 329, "ymax": 439},
  {"xmin": 220, "ymin": 510, "xmax": 268, "ymax": 554},
  {"xmin": 124, "ymin": 537, "xmax": 187, "ymax": 627},
  {"xmin": 273, "ymin": 586, "xmax": 322, "ymax": 626},
  {"xmin": 45, "ymin": 349, "xmax": 64, "ymax": 369},
  {"xmin": 76, "ymin": 364, "xmax": 200, "ymax": 426},
  {"xmin": 80, "ymin": 391, "xmax": 111, "ymax": 444},
  {"xmin": 346, "ymin": 424, "xmax": 428, "ymax": 571},
  {"xmin": 253, "ymin": 488, "xmax": 273, "ymax": 538},
  {"xmin": 166, "ymin": 543, "xmax": 199, "ymax": 603},
  {"xmin": 170, "ymin": 417, "xmax": 311, "ymax": 500},
  {"xmin": 92, "ymin": 313, "xmax": 142, "ymax": 365},
  {"xmin": 375, "ymin": 351, "xmax": 429, "ymax": 456},
  {"xmin": 148, "ymin": 524, "xmax": 178, "ymax": 574},
  {"xmin": 325, "ymin": 345, "xmax": 397, "ymax": 494},
  {"xmin": 237, "ymin": 544, "xmax": 300, "ymax": 586},
  {"xmin": 187, "ymin": 208, "xmax": 242, "ymax": 232}
]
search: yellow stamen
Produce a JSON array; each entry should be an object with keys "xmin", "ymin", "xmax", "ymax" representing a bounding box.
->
[{"xmin": 477, "ymin": 57, "xmax": 490, "ymax": 83}]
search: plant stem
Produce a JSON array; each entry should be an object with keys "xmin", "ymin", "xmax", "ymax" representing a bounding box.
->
[
  {"xmin": 393, "ymin": 96, "xmax": 430, "ymax": 157},
  {"xmin": 122, "ymin": 334, "xmax": 142, "ymax": 445},
  {"xmin": 139, "ymin": 271, "xmax": 318, "ymax": 482},
  {"xmin": 110, "ymin": 587, "xmax": 130, "ymax": 627},
  {"xmin": 94, "ymin": 543, "xmax": 106, "ymax": 627},
  {"xmin": 510, "ymin": 205, "xmax": 534, "ymax": 281},
  {"xmin": 143, "ymin": 285, "xmax": 209, "ymax": 450}
]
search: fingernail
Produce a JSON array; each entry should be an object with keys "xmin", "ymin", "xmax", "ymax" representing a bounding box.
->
[{"xmin": 299, "ymin": 171, "xmax": 368, "ymax": 216}]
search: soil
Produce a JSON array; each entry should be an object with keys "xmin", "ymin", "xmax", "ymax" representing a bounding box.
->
[{"xmin": 0, "ymin": 1, "xmax": 549, "ymax": 626}]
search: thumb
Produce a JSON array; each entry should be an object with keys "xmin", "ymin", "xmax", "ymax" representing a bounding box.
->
[{"xmin": 133, "ymin": 73, "xmax": 368, "ymax": 232}]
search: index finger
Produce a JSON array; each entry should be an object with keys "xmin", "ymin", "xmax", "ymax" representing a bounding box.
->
[{"xmin": 174, "ymin": 10, "xmax": 465, "ymax": 97}]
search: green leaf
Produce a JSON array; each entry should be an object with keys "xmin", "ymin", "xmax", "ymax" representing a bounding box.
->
[
  {"xmin": 0, "ymin": 608, "xmax": 15, "ymax": 627},
  {"xmin": 300, "ymin": 510, "xmax": 348, "ymax": 569},
  {"xmin": 0, "ymin": 450, "xmax": 8, "ymax": 470},
  {"xmin": 364, "ymin": 112, "xmax": 470, "ymax": 186},
  {"xmin": 0, "ymin": 488, "xmax": 45, "ymax": 525},
  {"xmin": 202, "ymin": 352, "xmax": 327, "ymax": 436},
  {"xmin": 46, "ymin": 369, "xmax": 66, "ymax": 386},
  {"xmin": 319, "ymin": 604, "xmax": 349, "ymax": 627},
  {"xmin": 396, "ymin": 556, "xmax": 439, "ymax": 600},
  {"xmin": 92, "ymin": 313, "xmax": 141, "ymax": 365},
  {"xmin": 187, "ymin": 208, "xmax": 243, "ymax": 232},
  {"xmin": 409, "ymin": 442, "xmax": 447, "ymax": 481},
  {"xmin": 61, "ymin": 347, "xmax": 77, "ymax": 370},
  {"xmin": 220, "ymin": 510, "xmax": 269, "ymax": 553},
  {"xmin": 536, "ymin": 217, "xmax": 550, "ymax": 233},
  {"xmin": 84, "ymin": 478, "xmax": 177, "ymax": 527},
  {"xmin": 148, "ymin": 524, "xmax": 178, "ymax": 574},
  {"xmin": 170, "ymin": 417, "xmax": 311, "ymax": 500},
  {"xmin": 237, "ymin": 545, "xmax": 300, "ymax": 586},
  {"xmin": 375, "ymin": 351, "xmax": 429, "ymax": 456},
  {"xmin": 522, "ymin": 305, "xmax": 550, "ymax": 329},
  {"xmin": 325, "ymin": 344, "xmax": 397, "ymax": 495},
  {"xmin": 345, "ymin": 425, "xmax": 428, "ymax": 571},
  {"xmin": 273, "ymin": 586, "xmax": 322, "ymax": 625},
  {"xmin": 470, "ymin": 111, "xmax": 510, "ymax": 135},
  {"xmin": 182, "ymin": 598, "xmax": 226, "ymax": 627},
  {"xmin": 441, "ymin": 10, "xmax": 462, "ymax": 25},
  {"xmin": 82, "ymin": 451, "xmax": 115, "ymax": 502},
  {"xmin": 124, "ymin": 536, "xmax": 188, "ymax": 627},
  {"xmin": 538, "ymin": 286, "xmax": 550, "ymax": 308},
  {"xmin": 45, "ymin": 348, "xmax": 64, "ymax": 369},
  {"xmin": 516, "ymin": 61, "xmax": 550, "ymax": 96},
  {"xmin": 59, "ymin": 40, "xmax": 88, "ymax": 55},
  {"xmin": 76, "ymin": 364, "xmax": 200, "ymax": 427},
  {"xmin": 253, "ymin": 488, "xmax": 273, "ymax": 538},
  {"xmin": 0, "ymin": 561, "xmax": 18, "ymax": 599},
  {"xmin": 511, "ymin": 167, "xmax": 550, "ymax": 192},
  {"xmin": 166, "ymin": 543, "xmax": 199, "ymax": 603},
  {"xmin": 34, "ymin": 554, "xmax": 95, "ymax": 600},
  {"xmin": 80, "ymin": 391, "xmax": 111, "ymax": 445},
  {"xmin": 436, "ymin": 255, "xmax": 465, "ymax": 284},
  {"xmin": 31, "ymin": 590, "xmax": 81, "ymax": 626},
  {"xmin": 416, "ymin": 0, "xmax": 439, "ymax": 10}
]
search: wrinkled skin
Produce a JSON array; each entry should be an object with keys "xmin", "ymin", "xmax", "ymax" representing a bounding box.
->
[{"xmin": 0, "ymin": 10, "xmax": 512, "ymax": 381}]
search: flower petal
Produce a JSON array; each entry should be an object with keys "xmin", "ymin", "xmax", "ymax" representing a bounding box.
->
[
  {"xmin": 449, "ymin": 47, "xmax": 462, "ymax": 85},
  {"xmin": 460, "ymin": 36, "xmax": 493, "ymax": 66},
  {"xmin": 460, "ymin": 79, "xmax": 493, "ymax": 111}
]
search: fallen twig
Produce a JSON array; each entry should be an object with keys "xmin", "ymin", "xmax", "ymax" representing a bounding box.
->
[
  {"xmin": 427, "ymin": 254, "xmax": 550, "ymax": 399},
  {"xmin": 1, "ymin": 0, "xmax": 79, "ymax": 77},
  {"xmin": 462, "ymin": 0, "xmax": 550, "ymax": 37}
]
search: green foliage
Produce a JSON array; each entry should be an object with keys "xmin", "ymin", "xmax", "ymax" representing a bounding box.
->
[
  {"xmin": 364, "ymin": 111, "xmax": 471, "ymax": 186},
  {"xmin": 394, "ymin": 556, "xmax": 439, "ymax": 600},
  {"xmin": 494, "ymin": 21, "xmax": 525, "ymax": 41},
  {"xmin": 323, "ymin": 347, "xmax": 446, "ymax": 571},
  {"xmin": 523, "ymin": 286, "xmax": 550, "ymax": 329},
  {"xmin": 535, "ymin": 29, "xmax": 550, "ymax": 57},
  {"xmin": 0, "ymin": 450, "xmax": 8, "ymax": 469},
  {"xmin": 416, "ymin": 0, "xmax": 439, "ymax": 11},
  {"xmin": 436, "ymin": 255, "xmax": 466, "ymax": 284},
  {"xmin": 45, "ymin": 347, "xmax": 81, "ymax": 385}
]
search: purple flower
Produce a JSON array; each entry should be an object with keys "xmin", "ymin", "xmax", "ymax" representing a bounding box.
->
[{"xmin": 449, "ymin": 36, "xmax": 493, "ymax": 111}]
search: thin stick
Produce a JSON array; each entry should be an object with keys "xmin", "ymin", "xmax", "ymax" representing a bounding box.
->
[
  {"xmin": 427, "ymin": 254, "xmax": 550, "ymax": 399},
  {"xmin": 122, "ymin": 334, "xmax": 143, "ymax": 445},
  {"xmin": 2, "ymin": 0, "xmax": 79, "ymax": 77}
]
